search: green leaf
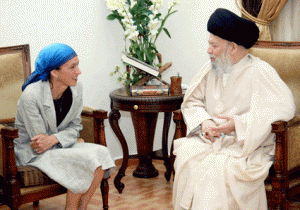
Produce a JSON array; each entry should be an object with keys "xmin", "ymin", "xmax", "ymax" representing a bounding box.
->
[
  {"xmin": 145, "ymin": 0, "xmax": 152, "ymax": 6},
  {"xmin": 125, "ymin": 80, "xmax": 131, "ymax": 86},
  {"xmin": 145, "ymin": 47, "xmax": 156, "ymax": 65},
  {"xmin": 155, "ymin": 13, "xmax": 162, "ymax": 19},
  {"xmin": 169, "ymin": 10, "xmax": 178, "ymax": 16},
  {"xmin": 163, "ymin": 28, "xmax": 171, "ymax": 39},
  {"xmin": 107, "ymin": 14, "xmax": 117, "ymax": 21},
  {"xmin": 133, "ymin": 74, "xmax": 139, "ymax": 84},
  {"xmin": 140, "ymin": 14, "xmax": 148, "ymax": 20}
]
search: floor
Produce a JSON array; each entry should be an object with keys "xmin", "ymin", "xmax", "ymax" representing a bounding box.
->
[
  {"xmin": 0, "ymin": 159, "xmax": 174, "ymax": 210},
  {"xmin": 1, "ymin": 159, "xmax": 300, "ymax": 209}
]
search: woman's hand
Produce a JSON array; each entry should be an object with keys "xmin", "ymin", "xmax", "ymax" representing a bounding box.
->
[
  {"xmin": 209, "ymin": 116, "xmax": 235, "ymax": 134},
  {"xmin": 30, "ymin": 134, "xmax": 59, "ymax": 154}
]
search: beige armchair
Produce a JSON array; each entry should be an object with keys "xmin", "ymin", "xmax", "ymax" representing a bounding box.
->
[
  {"xmin": 0, "ymin": 44, "xmax": 110, "ymax": 210},
  {"xmin": 172, "ymin": 41, "xmax": 300, "ymax": 210}
]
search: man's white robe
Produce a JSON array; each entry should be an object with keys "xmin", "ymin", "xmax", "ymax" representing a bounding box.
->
[{"xmin": 173, "ymin": 54, "xmax": 295, "ymax": 210}]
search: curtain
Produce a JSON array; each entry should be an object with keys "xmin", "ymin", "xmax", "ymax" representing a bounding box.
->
[
  {"xmin": 270, "ymin": 0, "xmax": 300, "ymax": 41},
  {"xmin": 242, "ymin": 0, "xmax": 262, "ymax": 17},
  {"xmin": 236, "ymin": 0, "xmax": 288, "ymax": 41}
]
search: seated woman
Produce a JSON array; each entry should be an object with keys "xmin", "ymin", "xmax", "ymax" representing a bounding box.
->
[{"xmin": 14, "ymin": 43, "xmax": 115, "ymax": 210}]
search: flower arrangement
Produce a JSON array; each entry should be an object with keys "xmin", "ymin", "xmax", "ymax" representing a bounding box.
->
[{"xmin": 106, "ymin": 0, "xmax": 179, "ymax": 86}]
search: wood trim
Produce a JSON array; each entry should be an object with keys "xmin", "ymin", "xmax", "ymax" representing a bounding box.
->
[
  {"xmin": 253, "ymin": 41, "xmax": 300, "ymax": 49},
  {"xmin": 0, "ymin": 118, "xmax": 15, "ymax": 124}
]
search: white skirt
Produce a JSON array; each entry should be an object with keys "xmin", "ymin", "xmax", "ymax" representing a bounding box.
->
[{"xmin": 28, "ymin": 142, "xmax": 115, "ymax": 194}]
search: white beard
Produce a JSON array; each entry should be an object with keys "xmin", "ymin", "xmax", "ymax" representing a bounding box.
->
[{"xmin": 211, "ymin": 53, "xmax": 233, "ymax": 75}]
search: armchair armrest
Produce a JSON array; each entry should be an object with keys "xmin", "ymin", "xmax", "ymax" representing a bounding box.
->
[
  {"xmin": 0, "ymin": 118, "xmax": 15, "ymax": 124},
  {"xmin": 173, "ymin": 109, "xmax": 187, "ymax": 140},
  {"xmin": 170, "ymin": 109, "xmax": 187, "ymax": 177},
  {"xmin": 270, "ymin": 115, "xmax": 300, "ymax": 176},
  {"xmin": 81, "ymin": 107, "xmax": 108, "ymax": 146},
  {"xmin": 1, "ymin": 127, "xmax": 18, "ymax": 181}
]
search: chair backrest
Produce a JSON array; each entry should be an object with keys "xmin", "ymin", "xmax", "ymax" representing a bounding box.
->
[
  {"xmin": 249, "ymin": 41, "xmax": 300, "ymax": 115},
  {"xmin": 0, "ymin": 45, "xmax": 31, "ymax": 120}
]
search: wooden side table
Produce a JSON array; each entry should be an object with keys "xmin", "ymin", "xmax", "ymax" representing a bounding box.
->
[{"xmin": 109, "ymin": 88, "xmax": 184, "ymax": 193}]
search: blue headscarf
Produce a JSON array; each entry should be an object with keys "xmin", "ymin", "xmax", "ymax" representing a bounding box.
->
[{"xmin": 22, "ymin": 43, "xmax": 77, "ymax": 91}]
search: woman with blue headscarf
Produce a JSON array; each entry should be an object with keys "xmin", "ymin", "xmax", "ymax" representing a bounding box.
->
[{"xmin": 14, "ymin": 43, "xmax": 115, "ymax": 210}]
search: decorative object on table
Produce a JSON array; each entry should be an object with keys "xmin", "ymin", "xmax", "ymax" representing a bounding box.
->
[
  {"xmin": 106, "ymin": 0, "xmax": 179, "ymax": 86},
  {"xmin": 170, "ymin": 73, "xmax": 182, "ymax": 95},
  {"xmin": 130, "ymin": 84, "xmax": 169, "ymax": 96},
  {"xmin": 121, "ymin": 52, "xmax": 159, "ymax": 77}
]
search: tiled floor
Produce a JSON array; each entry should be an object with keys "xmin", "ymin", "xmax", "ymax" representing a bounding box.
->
[
  {"xmin": 1, "ymin": 159, "xmax": 174, "ymax": 210},
  {"xmin": 1, "ymin": 159, "xmax": 300, "ymax": 209}
]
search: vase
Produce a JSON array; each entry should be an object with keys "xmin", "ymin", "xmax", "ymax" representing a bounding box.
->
[{"xmin": 170, "ymin": 76, "xmax": 182, "ymax": 95}]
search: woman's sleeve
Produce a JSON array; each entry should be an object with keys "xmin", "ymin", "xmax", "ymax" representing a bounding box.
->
[{"xmin": 16, "ymin": 91, "xmax": 48, "ymax": 139}]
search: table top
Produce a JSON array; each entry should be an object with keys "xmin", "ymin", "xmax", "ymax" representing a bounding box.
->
[{"xmin": 109, "ymin": 88, "xmax": 184, "ymax": 112}]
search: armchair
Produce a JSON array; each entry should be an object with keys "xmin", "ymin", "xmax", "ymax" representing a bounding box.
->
[
  {"xmin": 172, "ymin": 41, "xmax": 300, "ymax": 210},
  {"xmin": 0, "ymin": 44, "xmax": 110, "ymax": 210}
]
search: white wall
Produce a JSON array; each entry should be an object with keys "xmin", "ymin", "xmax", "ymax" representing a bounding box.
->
[{"xmin": 0, "ymin": 0, "xmax": 239, "ymax": 160}]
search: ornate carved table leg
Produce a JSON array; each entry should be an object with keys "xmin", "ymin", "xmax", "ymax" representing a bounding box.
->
[
  {"xmin": 162, "ymin": 112, "xmax": 172, "ymax": 181},
  {"xmin": 109, "ymin": 109, "xmax": 129, "ymax": 193},
  {"xmin": 131, "ymin": 112, "xmax": 159, "ymax": 178}
]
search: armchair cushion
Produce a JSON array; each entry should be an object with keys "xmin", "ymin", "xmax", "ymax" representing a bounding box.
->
[
  {"xmin": 249, "ymin": 46, "xmax": 300, "ymax": 115},
  {"xmin": 249, "ymin": 44, "xmax": 300, "ymax": 172},
  {"xmin": 17, "ymin": 165, "xmax": 56, "ymax": 187},
  {"xmin": 0, "ymin": 53, "xmax": 25, "ymax": 120}
]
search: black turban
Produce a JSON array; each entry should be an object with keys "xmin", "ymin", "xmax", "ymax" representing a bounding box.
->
[{"xmin": 207, "ymin": 8, "xmax": 259, "ymax": 49}]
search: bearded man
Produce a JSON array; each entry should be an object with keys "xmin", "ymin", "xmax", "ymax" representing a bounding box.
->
[{"xmin": 172, "ymin": 8, "xmax": 295, "ymax": 210}]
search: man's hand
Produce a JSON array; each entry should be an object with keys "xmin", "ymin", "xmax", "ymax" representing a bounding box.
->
[
  {"xmin": 201, "ymin": 120, "xmax": 221, "ymax": 143},
  {"xmin": 209, "ymin": 116, "xmax": 235, "ymax": 134},
  {"xmin": 30, "ymin": 134, "xmax": 59, "ymax": 154}
]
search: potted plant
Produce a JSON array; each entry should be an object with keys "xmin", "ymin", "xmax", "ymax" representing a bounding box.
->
[{"xmin": 106, "ymin": 0, "xmax": 179, "ymax": 86}]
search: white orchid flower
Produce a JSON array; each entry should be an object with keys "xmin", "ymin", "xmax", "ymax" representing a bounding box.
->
[
  {"xmin": 168, "ymin": 0, "xmax": 179, "ymax": 9},
  {"xmin": 127, "ymin": 24, "xmax": 137, "ymax": 32},
  {"xmin": 149, "ymin": 14, "xmax": 155, "ymax": 20},
  {"xmin": 118, "ymin": 0, "xmax": 126, "ymax": 6},
  {"xmin": 117, "ymin": 8, "xmax": 123, "ymax": 14},
  {"xmin": 121, "ymin": 18, "xmax": 128, "ymax": 25},
  {"xmin": 128, "ymin": 31, "xmax": 139, "ymax": 41},
  {"xmin": 122, "ymin": 72, "xmax": 127, "ymax": 79},
  {"xmin": 122, "ymin": 17, "xmax": 134, "ymax": 27},
  {"xmin": 150, "ymin": 30, "xmax": 158, "ymax": 39},
  {"xmin": 131, "ymin": 1, "xmax": 137, "ymax": 8},
  {"xmin": 106, "ymin": 0, "xmax": 126, "ymax": 10},
  {"xmin": 149, "ymin": 19, "xmax": 160, "ymax": 30},
  {"xmin": 152, "ymin": 0, "xmax": 163, "ymax": 5},
  {"xmin": 127, "ymin": 13, "xmax": 133, "ymax": 19},
  {"xmin": 149, "ymin": 5, "xmax": 155, "ymax": 11},
  {"xmin": 106, "ymin": 0, "xmax": 118, "ymax": 10}
]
